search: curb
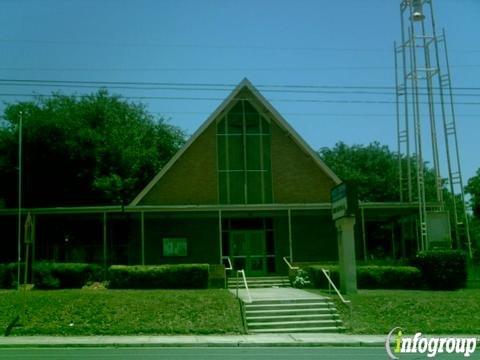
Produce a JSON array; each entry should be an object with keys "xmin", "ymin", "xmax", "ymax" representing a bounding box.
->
[{"xmin": 0, "ymin": 342, "xmax": 386, "ymax": 349}]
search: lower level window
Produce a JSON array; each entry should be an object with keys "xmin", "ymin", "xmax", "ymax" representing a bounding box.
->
[{"xmin": 163, "ymin": 238, "xmax": 187, "ymax": 257}]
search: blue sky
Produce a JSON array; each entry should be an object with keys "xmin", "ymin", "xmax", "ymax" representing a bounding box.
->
[{"xmin": 1, "ymin": 0, "xmax": 479, "ymax": 183}]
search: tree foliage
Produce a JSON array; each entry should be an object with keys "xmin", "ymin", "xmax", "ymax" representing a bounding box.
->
[
  {"xmin": 318, "ymin": 141, "xmax": 437, "ymax": 202},
  {"xmin": 0, "ymin": 90, "xmax": 185, "ymax": 207},
  {"xmin": 466, "ymin": 168, "xmax": 480, "ymax": 218}
]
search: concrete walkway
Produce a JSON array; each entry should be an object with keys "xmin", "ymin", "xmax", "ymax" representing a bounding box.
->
[
  {"xmin": 231, "ymin": 287, "xmax": 326, "ymax": 302},
  {"xmin": 0, "ymin": 334, "xmax": 389, "ymax": 348}
]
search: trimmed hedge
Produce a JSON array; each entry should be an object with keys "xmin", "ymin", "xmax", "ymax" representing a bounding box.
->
[
  {"xmin": 412, "ymin": 250, "xmax": 467, "ymax": 290},
  {"xmin": 208, "ymin": 264, "xmax": 226, "ymax": 289},
  {"xmin": 108, "ymin": 264, "xmax": 209, "ymax": 289},
  {"xmin": 357, "ymin": 265, "xmax": 422, "ymax": 289},
  {"xmin": 33, "ymin": 262, "xmax": 102, "ymax": 289},
  {"xmin": 0, "ymin": 262, "xmax": 102, "ymax": 289},
  {"xmin": 0, "ymin": 263, "xmax": 15, "ymax": 288},
  {"xmin": 299, "ymin": 265, "xmax": 422, "ymax": 290}
]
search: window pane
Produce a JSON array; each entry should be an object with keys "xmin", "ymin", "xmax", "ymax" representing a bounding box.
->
[
  {"xmin": 217, "ymin": 135, "xmax": 227, "ymax": 170},
  {"xmin": 218, "ymin": 171, "xmax": 228, "ymax": 204},
  {"xmin": 228, "ymin": 135, "xmax": 244, "ymax": 170},
  {"xmin": 246, "ymin": 135, "xmax": 261, "ymax": 170},
  {"xmin": 247, "ymin": 171, "xmax": 262, "ymax": 204},
  {"xmin": 262, "ymin": 135, "xmax": 271, "ymax": 169},
  {"xmin": 263, "ymin": 170, "xmax": 273, "ymax": 203},
  {"xmin": 217, "ymin": 117, "xmax": 227, "ymax": 134},
  {"xmin": 267, "ymin": 257, "xmax": 276, "ymax": 273},
  {"xmin": 266, "ymin": 230, "xmax": 274, "ymax": 254},
  {"xmin": 244, "ymin": 101, "xmax": 260, "ymax": 134},
  {"xmin": 229, "ymin": 172, "xmax": 245, "ymax": 204},
  {"xmin": 222, "ymin": 232, "xmax": 230, "ymax": 256},
  {"xmin": 227, "ymin": 102, "xmax": 243, "ymax": 134},
  {"xmin": 248, "ymin": 232, "xmax": 265, "ymax": 254}
]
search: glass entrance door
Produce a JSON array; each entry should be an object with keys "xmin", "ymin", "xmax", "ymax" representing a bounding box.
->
[{"xmin": 230, "ymin": 230, "xmax": 266, "ymax": 276}]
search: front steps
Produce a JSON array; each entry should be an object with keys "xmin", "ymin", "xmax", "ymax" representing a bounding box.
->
[
  {"xmin": 228, "ymin": 276, "xmax": 290, "ymax": 289},
  {"xmin": 244, "ymin": 298, "xmax": 345, "ymax": 333}
]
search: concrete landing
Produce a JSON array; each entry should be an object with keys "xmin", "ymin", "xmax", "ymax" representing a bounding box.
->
[{"xmin": 231, "ymin": 287, "xmax": 326, "ymax": 302}]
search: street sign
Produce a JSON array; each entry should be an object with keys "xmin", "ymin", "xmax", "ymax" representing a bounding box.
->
[{"xmin": 331, "ymin": 183, "xmax": 357, "ymax": 220}]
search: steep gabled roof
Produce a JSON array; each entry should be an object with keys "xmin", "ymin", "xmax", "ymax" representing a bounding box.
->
[{"xmin": 130, "ymin": 78, "xmax": 341, "ymax": 206}]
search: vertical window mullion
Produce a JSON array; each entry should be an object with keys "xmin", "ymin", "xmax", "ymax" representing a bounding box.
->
[
  {"xmin": 225, "ymin": 115, "xmax": 230, "ymax": 204},
  {"xmin": 242, "ymin": 100, "xmax": 247, "ymax": 204},
  {"xmin": 259, "ymin": 114, "xmax": 265, "ymax": 203}
]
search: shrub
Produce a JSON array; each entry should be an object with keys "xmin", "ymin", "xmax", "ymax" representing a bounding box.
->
[
  {"xmin": 108, "ymin": 264, "xmax": 209, "ymax": 289},
  {"xmin": 0, "ymin": 263, "xmax": 26, "ymax": 289},
  {"xmin": 357, "ymin": 265, "xmax": 422, "ymax": 289},
  {"xmin": 302, "ymin": 265, "xmax": 339, "ymax": 289},
  {"xmin": 412, "ymin": 250, "xmax": 467, "ymax": 290},
  {"xmin": 291, "ymin": 269, "xmax": 311, "ymax": 289},
  {"xmin": 302, "ymin": 264, "xmax": 422, "ymax": 289},
  {"xmin": 33, "ymin": 262, "xmax": 103, "ymax": 289},
  {"xmin": 208, "ymin": 264, "xmax": 226, "ymax": 289},
  {"xmin": 0, "ymin": 262, "xmax": 102, "ymax": 289},
  {"xmin": 0, "ymin": 263, "xmax": 11, "ymax": 288}
]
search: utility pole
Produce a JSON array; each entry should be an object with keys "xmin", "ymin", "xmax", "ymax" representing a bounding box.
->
[{"xmin": 17, "ymin": 111, "xmax": 22, "ymax": 289}]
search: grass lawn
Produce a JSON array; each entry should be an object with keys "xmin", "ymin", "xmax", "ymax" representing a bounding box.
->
[
  {"xmin": 310, "ymin": 289, "xmax": 480, "ymax": 335},
  {"xmin": 0, "ymin": 289, "xmax": 244, "ymax": 336}
]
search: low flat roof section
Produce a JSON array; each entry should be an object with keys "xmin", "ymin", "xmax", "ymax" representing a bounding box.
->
[
  {"xmin": 124, "ymin": 203, "xmax": 332, "ymax": 213},
  {"xmin": 359, "ymin": 201, "xmax": 442, "ymax": 221},
  {"xmin": 0, "ymin": 205, "xmax": 124, "ymax": 216},
  {"xmin": 0, "ymin": 203, "xmax": 332, "ymax": 216}
]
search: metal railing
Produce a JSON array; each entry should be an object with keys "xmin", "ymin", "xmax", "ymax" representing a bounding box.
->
[
  {"xmin": 236, "ymin": 269, "xmax": 252, "ymax": 303},
  {"xmin": 282, "ymin": 256, "xmax": 299, "ymax": 270},
  {"xmin": 321, "ymin": 268, "xmax": 351, "ymax": 307},
  {"xmin": 222, "ymin": 256, "xmax": 233, "ymax": 271}
]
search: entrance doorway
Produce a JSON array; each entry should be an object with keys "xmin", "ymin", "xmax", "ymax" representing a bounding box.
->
[{"xmin": 230, "ymin": 230, "xmax": 266, "ymax": 276}]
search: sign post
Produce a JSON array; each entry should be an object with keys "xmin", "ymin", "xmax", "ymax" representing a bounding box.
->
[{"xmin": 331, "ymin": 183, "xmax": 358, "ymax": 294}]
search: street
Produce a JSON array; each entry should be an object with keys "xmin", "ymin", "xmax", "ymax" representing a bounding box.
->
[{"xmin": 0, "ymin": 347, "xmax": 471, "ymax": 359}]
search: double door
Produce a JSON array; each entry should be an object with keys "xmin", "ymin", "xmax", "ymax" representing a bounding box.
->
[{"xmin": 230, "ymin": 230, "xmax": 266, "ymax": 276}]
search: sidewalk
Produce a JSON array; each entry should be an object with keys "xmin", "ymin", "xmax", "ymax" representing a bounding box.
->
[{"xmin": 0, "ymin": 334, "xmax": 388, "ymax": 348}]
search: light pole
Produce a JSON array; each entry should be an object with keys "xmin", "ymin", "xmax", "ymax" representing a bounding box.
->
[{"xmin": 17, "ymin": 110, "xmax": 22, "ymax": 289}]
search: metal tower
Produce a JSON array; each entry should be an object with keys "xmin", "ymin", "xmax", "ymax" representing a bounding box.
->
[{"xmin": 394, "ymin": 0, "xmax": 472, "ymax": 256}]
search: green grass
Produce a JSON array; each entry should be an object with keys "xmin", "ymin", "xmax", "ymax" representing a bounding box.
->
[
  {"xmin": 310, "ymin": 289, "xmax": 480, "ymax": 334},
  {"xmin": 0, "ymin": 289, "xmax": 244, "ymax": 336}
]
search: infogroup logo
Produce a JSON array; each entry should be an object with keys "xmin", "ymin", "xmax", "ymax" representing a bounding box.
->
[{"xmin": 385, "ymin": 327, "xmax": 477, "ymax": 359}]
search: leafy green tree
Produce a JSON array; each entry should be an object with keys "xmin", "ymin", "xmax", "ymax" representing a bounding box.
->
[
  {"xmin": 466, "ymin": 168, "xmax": 480, "ymax": 218},
  {"xmin": 318, "ymin": 141, "xmax": 437, "ymax": 202},
  {"xmin": 0, "ymin": 90, "xmax": 185, "ymax": 207}
]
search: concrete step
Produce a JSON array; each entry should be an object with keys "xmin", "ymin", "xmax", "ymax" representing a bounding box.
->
[
  {"xmin": 248, "ymin": 319, "xmax": 342, "ymax": 329},
  {"xmin": 246, "ymin": 307, "xmax": 334, "ymax": 316},
  {"xmin": 249, "ymin": 326, "xmax": 346, "ymax": 334},
  {"xmin": 227, "ymin": 276, "xmax": 291, "ymax": 289},
  {"xmin": 228, "ymin": 280, "xmax": 290, "ymax": 286},
  {"xmin": 248, "ymin": 298, "xmax": 331, "ymax": 305},
  {"xmin": 230, "ymin": 283, "xmax": 290, "ymax": 289},
  {"xmin": 246, "ymin": 302, "xmax": 335, "ymax": 311},
  {"xmin": 246, "ymin": 313, "xmax": 339, "ymax": 323}
]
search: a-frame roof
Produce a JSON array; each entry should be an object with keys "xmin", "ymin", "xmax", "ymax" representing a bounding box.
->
[{"xmin": 130, "ymin": 78, "xmax": 341, "ymax": 206}]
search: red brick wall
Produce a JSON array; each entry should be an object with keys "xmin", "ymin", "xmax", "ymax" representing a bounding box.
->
[
  {"xmin": 139, "ymin": 122, "xmax": 218, "ymax": 205},
  {"xmin": 271, "ymin": 121, "xmax": 335, "ymax": 203}
]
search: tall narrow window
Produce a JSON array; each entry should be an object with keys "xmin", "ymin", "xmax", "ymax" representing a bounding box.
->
[{"xmin": 217, "ymin": 100, "xmax": 272, "ymax": 204}]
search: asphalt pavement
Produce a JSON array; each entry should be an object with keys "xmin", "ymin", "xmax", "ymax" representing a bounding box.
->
[{"xmin": 0, "ymin": 346, "xmax": 471, "ymax": 359}]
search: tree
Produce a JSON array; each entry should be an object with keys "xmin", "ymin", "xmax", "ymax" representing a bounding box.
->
[
  {"xmin": 318, "ymin": 141, "xmax": 437, "ymax": 202},
  {"xmin": 0, "ymin": 90, "xmax": 186, "ymax": 207},
  {"xmin": 466, "ymin": 168, "xmax": 480, "ymax": 218}
]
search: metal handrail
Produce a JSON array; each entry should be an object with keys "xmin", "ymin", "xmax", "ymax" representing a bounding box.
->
[
  {"xmin": 282, "ymin": 256, "xmax": 299, "ymax": 270},
  {"xmin": 321, "ymin": 268, "xmax": 351, "ymax": 306},
  {"xmin": 236, "ymin": 269, "xmax": 252, "ymax": 303},
  {"xmin": 222, "ymin": 256, "xmax": 233, "ymax": 270}
]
